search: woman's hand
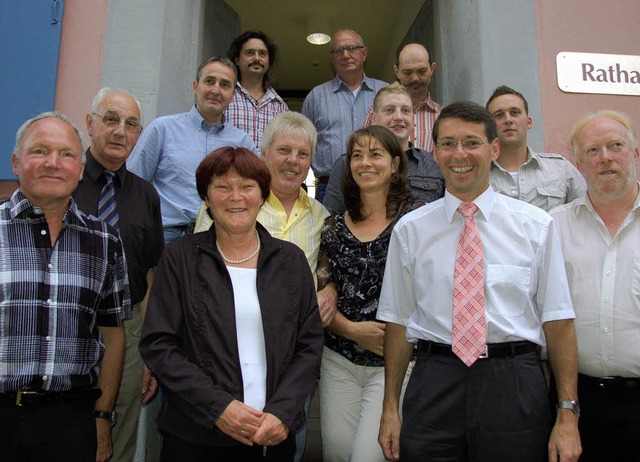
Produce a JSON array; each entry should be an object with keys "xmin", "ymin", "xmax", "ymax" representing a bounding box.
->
[{"xmin": 215, "ymin": 400, "xmax": 265, "ymax": 445}]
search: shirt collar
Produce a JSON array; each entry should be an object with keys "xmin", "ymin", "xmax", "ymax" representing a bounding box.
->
[
  {"xmin": 85, "ymin": 149, "xmax": 127, "ymax": 184},
  {"xmin": 266, "ymin": 187, "xmax": 313, "ymax": 211},
  {"xmin": 8, "ymin": 189, "xmax": 87, "ymax": 226},
  {"xmin": 413, "ymin": 92, "xmax": 442, "ymax": 113},
  {"xmin": 189, "ymin": 105, "xmax": 225, "ymax": 132},
  {"xmin": 573, "ymin": 181, "xmax": 640, "ymax": 216},
  {"xmin": 332, "ymin": 74, "xmax": 373, "ymax": 93},
  {"xmin": 443, "ymin": 186, "xmax": 495, "ymax": 223},
  {"xmin": 491, "ymin": 146, "xmax": 539, "ymax": 172}
]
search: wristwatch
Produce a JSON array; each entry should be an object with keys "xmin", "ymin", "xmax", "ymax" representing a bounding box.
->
[
  {"xmin": 556, "ymin": 400, "xmax": 581, "ymax": 415},
  {"xmin": 94, "ymin": 410, "xmax": 117, "ymax": 426}
]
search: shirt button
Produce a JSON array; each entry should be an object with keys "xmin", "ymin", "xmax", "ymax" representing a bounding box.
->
[
  {"xmin": 48, "ymin": 264, "xmax": 53, "ymax": 269},
  {"xmin": 606, "ymin": 271, "xmax": 611, "ymax": 276},
  {"xmin": 42, "ymin": 375, "xmax": 48, "ymax": 381},
  {"xmin": 47, "ymin": 299, "xmax": 52, "ymax": 305},
  {"xmin": 603, "ymin": 327, "xmax": 609, "ymax": 333},
  {"xmin": 46, "ymin": 336, "xmax": 52, "ymax": 341},
  {"xmin": 41, "ymin": 230, "xmax": 47, "ymax": 235},
  {"xmin": 604, "ymin": 298, "xmax": 610, "ymax": 303}
]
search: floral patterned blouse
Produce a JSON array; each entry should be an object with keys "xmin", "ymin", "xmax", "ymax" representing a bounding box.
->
[{"xmin": 317, "ymin": 200, "xmax": 421, "ymax": 367}]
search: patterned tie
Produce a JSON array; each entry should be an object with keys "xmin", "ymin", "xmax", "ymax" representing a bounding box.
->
[
  {"xmin": 452, "ymin": 202, "xmax": 486, "ymax": 366},
  {"xmin": 98, "ymin": 170, "xmax": 119, "ymax": 231}
]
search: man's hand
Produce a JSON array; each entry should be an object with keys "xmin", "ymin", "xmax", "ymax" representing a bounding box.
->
[
  {"xmin": 141, "ymin": 363, "xmax": 158, "ymax": 404},
  {"xmin": 548, "ymin": 410, "xmax": 581, "ymax": 462},
  {"xmin": 215, "ymin": 400, "xmax": 265, "ymax": 446},
  {"xmin": 316, "ymin": 283, "xmax": 338, "ymax": 327},
  {"xmin": 252, "ymin": 412, "xmax": 289, "ymax": 447},
  {"xmin": 95, "ymin": 418, "xmax": 113, "ymax": 462},
  {"xmin": 378, "ymin": 409, "xmax": 402, "ymax": 461},
  {"xmin": 351, "ymin": 321, "xmax": 386, "ymax": 356}
]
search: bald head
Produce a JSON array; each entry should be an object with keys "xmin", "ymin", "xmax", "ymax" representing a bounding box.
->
[{"xmin": 394, "ymin": 43, "xmax": 436, "ymax": 103}]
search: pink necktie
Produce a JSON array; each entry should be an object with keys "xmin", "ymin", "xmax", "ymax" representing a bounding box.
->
[{"xmin": 452, "ymin": 202, "xmax": 486, "ymax": 367}]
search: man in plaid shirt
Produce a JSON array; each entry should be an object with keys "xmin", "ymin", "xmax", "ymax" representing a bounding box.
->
[{"xmin": 0, "ymin": 112, "xmax": 130, "ymax": 462}]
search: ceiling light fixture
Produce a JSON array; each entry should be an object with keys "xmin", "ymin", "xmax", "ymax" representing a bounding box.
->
[{"xmin": 306, "ymin": 14, "xmax": 331, "ymax": 45}]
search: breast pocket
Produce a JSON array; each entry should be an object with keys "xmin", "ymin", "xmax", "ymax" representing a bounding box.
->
[
  {"xmin": 408, "ymin": 176, "xmax": 445, "ymax": 203},
  {"xmin": 486, "ymin": 265, "xmax": 531, "ymax": 317},
  {"xmin": 536, "ymin": 186, "xmax": 565, "ymax": 210}
]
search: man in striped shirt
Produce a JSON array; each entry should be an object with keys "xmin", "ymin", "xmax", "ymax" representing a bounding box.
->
[
  {"xmin": 0, "ymin": 112, "xmax": 130, "ymax": 462},
  {"xmin": 302, "ymin": 29, "xmax": 388, "ymax": 203},
  {"xmin": 226, "ymin": 30, "xmax": 289, "ymax": 149},
  {"xmin": 364, "ymin": 43, "xmax": 442, "ymax": 153}
]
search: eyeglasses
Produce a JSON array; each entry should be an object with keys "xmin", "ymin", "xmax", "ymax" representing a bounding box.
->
[
  {"xmin": 436, "ymin": 139, "xmax": 486, "ymax": 152},
  {"xmin": 93, "ymin": 112, "xmax": 143, "ymax": 134},
  {"xmin": 330, "ymin": 45, "xmax": 365, "ymax": 55}
]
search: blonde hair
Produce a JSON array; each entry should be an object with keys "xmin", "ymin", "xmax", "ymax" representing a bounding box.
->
[{"xmin": 570, "ymin": 110, "xmax": 637, "ymax": 158}]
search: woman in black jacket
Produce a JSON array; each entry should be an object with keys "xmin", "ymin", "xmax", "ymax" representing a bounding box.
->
[{"xmin": 140, "ymin": 147, "xmax": 324, "ymax": 461}]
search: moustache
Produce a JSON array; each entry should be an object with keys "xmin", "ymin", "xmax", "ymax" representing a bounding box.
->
[{"xmin": 250, "ymin": 61, "xmax": 265, "ymax": 68}]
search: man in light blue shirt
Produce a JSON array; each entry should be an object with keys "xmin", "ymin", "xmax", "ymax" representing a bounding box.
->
[
  {"xmin": 302, "ymin": 29, "xmax": 387, "ymax": 203},
  {"xmin": 128, "ymin": 57, "xmax": 257, "ymax": 243}
]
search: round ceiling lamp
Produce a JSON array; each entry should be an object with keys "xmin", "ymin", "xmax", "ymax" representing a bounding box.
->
[{"xmin": 306, "ymin": 14, "xmax": 331, "ymax": 45}]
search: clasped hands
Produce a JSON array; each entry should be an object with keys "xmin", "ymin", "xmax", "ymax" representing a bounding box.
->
[{"xmin": 216, "ymin": 399, "xmax": 289, "ymax": 447}]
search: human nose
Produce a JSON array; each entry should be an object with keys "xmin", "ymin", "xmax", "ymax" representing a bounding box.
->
[{"xmin": 44, "ymin": 152, "xmax": 60, "ymax": 168}]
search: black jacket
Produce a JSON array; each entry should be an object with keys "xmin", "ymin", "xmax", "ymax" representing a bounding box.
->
[{"xmin": 139, "ymin": 223, "xmax": 323, "ymax": 446}]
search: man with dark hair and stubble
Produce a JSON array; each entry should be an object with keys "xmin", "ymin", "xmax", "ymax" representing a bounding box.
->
[
  {"xmin": 226, "ymin": 30, "xmax": 290, "ymax": 149},
  {"xmin": 485, "ymin": 85, "xmax": 586, "ymax": 211},
  {"xmin": 128, "ymin": 56, "xmax": 258, "ymax": 245}
]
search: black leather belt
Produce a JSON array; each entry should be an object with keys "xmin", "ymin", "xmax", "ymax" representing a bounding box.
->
[
  {"xmin": 0, "ymin": 387, "xmax": 102, "ymax": 408},
  {"xmin": 417, "ymin": 340, "xmax": 539, "ymax": 359},
  {"xmin": 578, "ymin": 373, "xmax": 640, "ymax": 390}
]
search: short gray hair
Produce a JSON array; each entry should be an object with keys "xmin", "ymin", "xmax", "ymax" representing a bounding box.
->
[
  {"xmin": 260, "ymin": 112, "xmax": 317, "ymax": 160},
  {"xmin": 13, "ymin": 112, "xmax": 86, "ymax": 163},
  {"xmin": 91, "ymin": 87, "xmax": 144, "ymax": 125}
]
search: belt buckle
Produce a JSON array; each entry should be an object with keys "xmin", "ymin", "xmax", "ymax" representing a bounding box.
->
[
  {"xmin": 15, "ymin": 390, "xmax": 38, "ymax": 407},
  {"xmin": 478, "ymin": 348, "xmax": 489, "ymax": 359}
]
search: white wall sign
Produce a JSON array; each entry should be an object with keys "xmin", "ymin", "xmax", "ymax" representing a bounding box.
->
[{"xmin": 556, "ymin": 52, "xmax": 640, "ymax": 96}]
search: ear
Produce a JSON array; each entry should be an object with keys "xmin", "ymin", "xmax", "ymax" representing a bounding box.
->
[
  {"xmin": 192, "ymin": 79, "xmax": 198, "ymax": 95},
  {"xmin": 362, "ymin": 47, "xmax": 368, "ymax": 62},
  {"xmin": 86, "ymin": 113, "xmax": 94, "ymax": 134},
  {"xmin": 527, "ymin": 115, "xmax": 533, "ymax": 130},
  {"xmin": 430, "ymin": 62, "xmax": 438, "ymax": 74},
  {"xmin": 393, "ymin": 64, "xmax": 400, "ymax": 80},
  {"xmin": 392, "ymin": 155, "xmax": 401, "ymax": 173},
  {"xmin": 11, "ymin": 154, "xmax": 19, "ymax": 176},
  {"xmin": 490, "ymin": 138, "xmax": 500, "ymax": 162}
]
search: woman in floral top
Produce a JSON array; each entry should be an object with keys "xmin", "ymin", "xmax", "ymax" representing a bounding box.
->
[{"xmin": 317, "ymin": 126, "xmax": 422, "ymax": 462}]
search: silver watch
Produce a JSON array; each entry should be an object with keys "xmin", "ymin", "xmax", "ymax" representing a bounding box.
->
[{"xmin": 557, "ymin": 400, "xmax": 580, "ymax": 414}]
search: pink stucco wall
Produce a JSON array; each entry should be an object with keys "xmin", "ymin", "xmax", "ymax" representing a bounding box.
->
[
  {"xmin": 55, "ymin": 0, "xmax": 109, "ymax": 139},
  {"xmin": 535, "ymin": 1, "xmax": 640, "ymax": 158}
]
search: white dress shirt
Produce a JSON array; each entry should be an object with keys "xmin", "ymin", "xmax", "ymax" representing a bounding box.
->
[
  {"xmin": 550, "ymin": 188, "xmax": 640, "ymax": 378},
  {"xmin": 377, "ymin": 186, "xmax": 575, "ymax": 347}
]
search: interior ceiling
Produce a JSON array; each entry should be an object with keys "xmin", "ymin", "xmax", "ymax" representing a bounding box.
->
[{"xmin": 224, "ymin": 0, "xmax": 426, "ymax": 93}]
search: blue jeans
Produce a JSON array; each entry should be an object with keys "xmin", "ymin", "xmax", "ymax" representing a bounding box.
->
[
  {"xmin": 314, "ymin": 182, "xmax": 327, "ymax": 204},
  {"xmin": 294, "ymin": 393, "xmax": 312, "ymax": 462}
]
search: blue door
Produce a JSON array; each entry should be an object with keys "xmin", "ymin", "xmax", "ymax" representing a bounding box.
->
[{"xmin": 0, "ymin": 0, "xmax": 65, "ymax": 179}]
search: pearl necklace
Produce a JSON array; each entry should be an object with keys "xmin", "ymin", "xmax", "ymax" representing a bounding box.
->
[{"xmin": 216, "ymin": 230, "xmax": 260, "ymax": 264}]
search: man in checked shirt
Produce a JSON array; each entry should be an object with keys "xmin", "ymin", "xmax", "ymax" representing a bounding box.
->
[{"xmin": 0, "ymin": 112, "xmax": 130, "ymax": 462}]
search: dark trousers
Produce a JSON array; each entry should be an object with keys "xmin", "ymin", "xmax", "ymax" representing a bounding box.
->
[
  {"xmin": 400, "ymin": 350, "xmax": 552, "ymax": 462},
  {"xmin": 578, "ymin": 374, "xmax": 640, "ymax": 461},
  {"xmin": 0, "ymin": 399, "xmax": 96, "ymax": 461},
  {"xmin": 161, "ymin": 431, "xmax": 296, "ymax": 462}
]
